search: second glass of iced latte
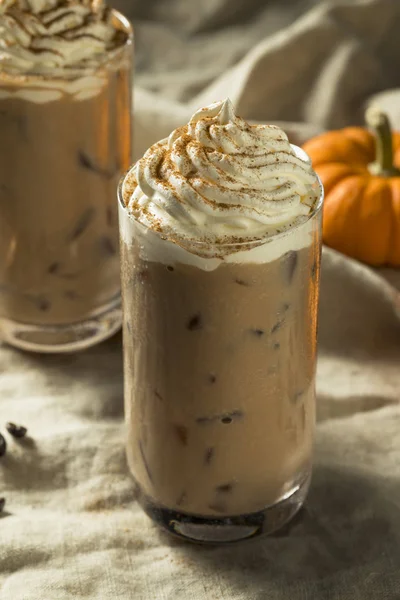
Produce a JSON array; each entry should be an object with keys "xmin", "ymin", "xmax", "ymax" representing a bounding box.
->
[
  {"xmin": 0, "ymin": 0, "xmax": 132, "ymax": 352},
  {"xmin": 119, "ymin": 99, "xmax": 323, "ymax": 543}
]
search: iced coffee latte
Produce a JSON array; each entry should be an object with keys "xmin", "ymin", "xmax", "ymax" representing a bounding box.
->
[
  {"xmin": 119, "ymin": 100, "xmax": 323, "ymax": 543},
  {"xmin": 0, "ymin": 0, "xmax": 132, "ymax": 351}
]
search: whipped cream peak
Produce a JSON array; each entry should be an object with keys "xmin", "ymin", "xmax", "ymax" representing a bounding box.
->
[
  {"xmin": 0, "ymin": 0, "xmax": 129, "ymax": 74},
  {"xmin": 123, "ymin": 99, "xmax": 320, "ymax": 255},
  {"xmin": 188, "ymin": 98, "xmax": 236, "ymax": 128}
]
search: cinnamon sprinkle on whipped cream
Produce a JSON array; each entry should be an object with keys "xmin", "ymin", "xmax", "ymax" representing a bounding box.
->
[{"xmin": 122, "ymin": 99, "xmax": 319, "ymax": 252}]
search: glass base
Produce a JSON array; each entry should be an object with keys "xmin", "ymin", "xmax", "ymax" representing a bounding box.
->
[
  {"xmin": 136, "ymin": 470, "xmax": 311, "ymax": 545},
  {"xmin": 0, "ymin": 295, "xmax": 122, "ymax": 353}
]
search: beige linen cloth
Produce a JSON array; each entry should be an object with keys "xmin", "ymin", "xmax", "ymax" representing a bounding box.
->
[{"xmin": 1, "ymin": 0, "xmax": 400, "ymax": 598}]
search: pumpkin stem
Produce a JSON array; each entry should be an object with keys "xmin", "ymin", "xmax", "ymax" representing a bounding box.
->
[{"xmin": 366, "ymin": 105, "xmax": 400, "ymax": 177}]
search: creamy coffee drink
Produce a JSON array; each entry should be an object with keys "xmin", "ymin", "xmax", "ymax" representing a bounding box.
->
[
  {"xmin": 0, "ymin": 0, "xmax": 132, "ymax": 351},
  {"xmin": 119, "ymin": 99, "xmax": 323, "ymax": 543}
]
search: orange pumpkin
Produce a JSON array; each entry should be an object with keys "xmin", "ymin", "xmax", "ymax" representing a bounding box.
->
[{"xmin": 303, "ymin": 107, "xmax": 400, "ymax": 267}]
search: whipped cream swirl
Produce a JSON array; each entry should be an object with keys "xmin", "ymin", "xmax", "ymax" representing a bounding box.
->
[
  {"xmin": 0, "ymin": 0, "xmax": 128, "ymax": 73},
  {"xmin": 124, "ymin": 99, "xmax": 319, "ymax": 248}
]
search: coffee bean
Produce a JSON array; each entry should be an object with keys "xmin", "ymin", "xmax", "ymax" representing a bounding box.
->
[
  {"xmin": 25, "ymin": 295, "xmax": 51, "ymax": 312},
  {"xmin": 221, "ymin": 416, "xmax": 233, "ymax": 424},
  {"xmin": 216, "ymin": 482, "xmax": 234, "ymax": 494},
  {"xmin": 251, "ymin": 328, "xmax": 264, "ymax": 337},
  {"xmin": 6, "ymin": 422, "xmax": 27, "ymax": 438},
  {"xmin": 78, "ymin": 151, "xmax": 95, "ymax": 170},
  {"xmin": 166, "ymin": 266, "xmax": 174, "ymax": 272},
  {"xmin": 0, "ymin": 498, "xmax": 5, "ymax": 513},
  {"xmin": 284, "ymin": 250, "xmax": 298, "ymax": 283},
  {"xmin": 187, "ymin": 313, "xmax": 202, "ymax": 331},
  {"xmin": 69, "ymin": 207, "xmax": 95, "ymax": 241},
  {"xmin": 235, "ymin": 278, "xmax": 250, "ymax": 286},
  {"xmin": 47, "ymin": 262, "xmax": 61, "ymax": 274},
  {"xmin": 48, "ymin": 265, "xmax": 76, "ymax": 280},
  {"xmin": 78, "ymin": 151, "xmax": 116, "ymax": 179},
  {"xmin": 271, "ymin": 319, "xmax": 284, "ymax": 334},
  {"xmin": 173, "ymin": 424, "xmax": 188, "ymax": 446},
  {"xmin": 221, "ymin": 410, "xmax": 243, "ymax": 424},
  {"xmin": 196, "ymin": 409, "xmax": 243, "ymax": 425},
  {"xmin": 38, "ymin": 298, "xmax": 51, "ymax": 312},
  {"xmin": 197, "ymin": 414, "xmax": 212, "ymax": 424}
]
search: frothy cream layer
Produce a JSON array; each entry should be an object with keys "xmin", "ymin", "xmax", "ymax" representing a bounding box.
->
[
  {"xmin": 119, "ymin": 191, "xmax": 322, "ymax": 271},
  {"xmin": 121, "ymin": 99, "xmax": 320, "ymax": 262},
  {"xmin": 0, "ymin": 70, "xmax": 107, "ymax": 101}
]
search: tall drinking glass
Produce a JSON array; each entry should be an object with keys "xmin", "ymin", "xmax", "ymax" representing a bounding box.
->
[
  {"xmin": 0, "ymin": 10, "xmax": 133, "ymax": 352},
  {"xmin": 119, "ymin": 146, "xmax": 323, "ymax": 544}
]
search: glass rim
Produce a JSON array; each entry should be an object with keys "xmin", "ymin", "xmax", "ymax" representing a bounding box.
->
[
  {"xmin": 118, "ymin": 144, "xmax": 324, "ymax": 250},
  {"xmin": 0, "ymin": 8, "xmax": 133, "ymax": 82}
]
